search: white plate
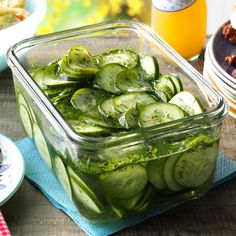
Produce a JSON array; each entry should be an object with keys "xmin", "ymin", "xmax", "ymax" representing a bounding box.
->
[{"xmin": 0, "ymin": 134, "xmax": 25, "ymax": 206}]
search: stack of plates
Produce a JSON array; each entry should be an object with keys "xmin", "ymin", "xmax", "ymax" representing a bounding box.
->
[{"xmin": 204, "ymin": 22, "xmax": 236, "ymax": 119}]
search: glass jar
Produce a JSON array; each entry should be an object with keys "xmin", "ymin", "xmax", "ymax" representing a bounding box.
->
[
  {"xmin": 151, "ymin": 0, "xmax": 207, "ymax": 60},
  {"xmin": 7, "ymin": 20, "xmax": 227, "ymax": 223}
]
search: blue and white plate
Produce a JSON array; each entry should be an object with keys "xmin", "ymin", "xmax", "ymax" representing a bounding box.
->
[{"xmin": 0, "ymin": 134, "xmax": 25, "ymax": 206}]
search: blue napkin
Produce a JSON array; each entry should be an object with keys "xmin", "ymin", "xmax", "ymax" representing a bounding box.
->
[{"xmin": 15, "ymin": 137, "xmax": 236, "ymax": 236}]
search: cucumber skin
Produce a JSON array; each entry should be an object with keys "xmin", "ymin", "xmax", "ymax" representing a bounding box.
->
[
  {"xmin": 173, "ymin": 142, "xmax": 218, "ymax": 188},
  {"xmin": 100, "ymin": 164, "xmax": 148, "ymax": 199},
  {"xmin": 98, "ymin": 49, "xmax": 139, "ymax": 69}
]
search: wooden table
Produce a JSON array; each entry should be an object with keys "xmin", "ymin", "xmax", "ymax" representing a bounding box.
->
[{"xmin": 1, "ymin": 55, "xmax": 236, "ymax": 236}]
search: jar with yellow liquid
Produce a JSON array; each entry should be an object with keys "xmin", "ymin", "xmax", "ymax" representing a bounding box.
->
[{"xmin": 151, "ymin": 0, "xmax": 207, "ymax": 60}]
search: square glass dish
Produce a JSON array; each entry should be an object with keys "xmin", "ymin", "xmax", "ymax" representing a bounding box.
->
[{"xmin": 6, "ymin": 20, "xmax": 228, "ymax": 223}]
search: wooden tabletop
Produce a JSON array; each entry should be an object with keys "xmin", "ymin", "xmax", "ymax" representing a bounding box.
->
[{"xmin": 1, "ymin": 54, "xmax": 236, "ymax": 236}]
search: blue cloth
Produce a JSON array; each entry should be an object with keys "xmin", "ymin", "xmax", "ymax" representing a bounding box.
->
[{"xmin": 15, "ymin": 137, "xmax": 236, "ymax": 236}]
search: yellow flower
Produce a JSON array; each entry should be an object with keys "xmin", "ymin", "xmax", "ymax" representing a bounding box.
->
[
  {"xmin": 108, "ymin": 0, "xmax": 123, "ymax": 16},
  {"xmin": 127, "ymin": 0, "xmax": 143, "ymax": 17}
]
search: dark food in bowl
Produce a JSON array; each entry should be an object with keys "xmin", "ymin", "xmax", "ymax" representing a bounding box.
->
[
  {"xmin": 0, "ymin": 0, "xmax": 29, "ymax": 30},
  {"xmin": 222, "ymin": 22, "xmax": 236, "ymax": 44},
  {"xmin": 225, "ymin": 54, "xmax": 236, "ymax": 67},
  {"xmin": 14, "ymin": 44, "xmax": 221, "ymax": 222}
]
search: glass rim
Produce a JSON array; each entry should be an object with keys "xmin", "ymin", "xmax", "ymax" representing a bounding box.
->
[{"xmin": 6, "ymin": 19, "xmax": 228, "ymax": 146}]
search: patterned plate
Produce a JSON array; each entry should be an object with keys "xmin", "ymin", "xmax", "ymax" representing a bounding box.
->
[{"xmin": 0, "ymin": 134, "xmax": 25, "ymax": 206}]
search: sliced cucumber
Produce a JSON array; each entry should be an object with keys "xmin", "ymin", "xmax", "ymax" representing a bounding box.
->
[
  {"xmin": 115, "ymin": 69, "xmax": 151, "ymax": 93},
  {"xmin": 169, "ymin": 91, "xmax": 205, "ymax": 116},
  {"xmin": 174, "ymin": 143, "xmax": 217, "ymax": 188},
  {"xmin": 28, "ymin": 105, "xmax": 38, "ymax": 124},
  {"xmin": 18, "ymin": 92, "xmax": 38, "ymax": 125},
  {"xmin": 98, "ymin": 49, "xmax": 139, "ymax": 69},
  {"xmin": 121, "ymin": 107, "xmax": 140, "ymax": 129},
  {"xmin": 152, "ymin": 82, "xmax": 174, "ymax": 102},
  {"xmin": 33, "ymin": 61, "xmax": 59, "ymax": 89},
  {"xmin": 158, "ymin": 75, "xmax": 177, "ymax": 95},
  {"xmin": 43, "ymin": 80, "xmax": 79, "ymax": 89},
  {"xmin": 78, "ymin": 114, "xmax": 122, "ymax": 129},
  {"xmin": 99, "ymin": 97, "xmax": 121, "ymax": 119},
  {"xmin": 113, "ymin": 92, "xmax": 156, "ymax": 114},
  {"xmin": 140, "ymin": 55, "xmax": 159, "ymax": 80},
  {"xmin": 33, "ymin": 122, "xmax": 52, "ymax": 169},
  {"xmin": 147, "ymin": 158, "xmax": 167, "ymax": 190},
  {"xmin": 133, "ymin": 185, "xmax": 156, "ymax": 211},
  {"xmin": 60, "ymin": 56, "xmax": 81, "ymax": 78},
  {"xmin": 139, "ymin": 102, "xmax": 185, "ymax": 128},
  {"xmin": 67, "ymin": 45, "xmax": 98, "ymax": 75},
  {"xmin": 163, "ymin": 154, "xmax": 183, "ymax": 192},
  {"xmin": 69, "ymin": 120, "xmax": 111, "ymax": 136},
  {"xmin": 19, "ymin": 104, "xmax": 33, "ymax": 138},
  {"xmin": 67, "ymin": 166, "xmax": 104, "ymax": 214},
  {"xmin": 100, "ymin": 164, "xmax": 148, "ymax": 199},
  {"xmin": 168, "ymin": 74, "xmax": 183, "ymax": 93},
  {"xmin": 110, "ymin": 190, "xmax": 144, "ymax": 210},
  {"xmin": 95, "ymin": 64, "xmax": 125, "ymax": 94},
  {"xmin": 53, "ymin": 155, "xmax": 72, "ymax": 198},
  {"xmin": 70, "ymin": 88, "xmax": 108, "ymax": 114}
]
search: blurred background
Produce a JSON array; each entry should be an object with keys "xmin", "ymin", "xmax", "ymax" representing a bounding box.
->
[{"xmin": 37, "ymin": 0, "xmax": 236, "ymax": 35}]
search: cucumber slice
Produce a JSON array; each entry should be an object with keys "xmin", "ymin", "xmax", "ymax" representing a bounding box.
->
[
  {"xmin": 147, "ymin": 158, "xmax": 167, "ymax": 190},
  {"xmin": 168, "ymin": 74, "xmax": 183, "ymax": 93},
  {"xmin": 78, "ymin": 114, "xmax": 122, "ymax": 129},
  {"xmin": 100, "ymin": 164, "xmax": 148, "ymax": 199},
  {"xmin": 28, "ymin": 105, "xmax": 38, "ymax": 124},
  {"xmin": 67, "ymin": 46, "xmax": 98, "ymax": 75},
  {"xmin": 98, "ymin": 49, "xmax": 139, "ymax": 69},
  {"xmin": 152, "ymin": 82, "xmax": 174, "ymax": 102},
  {"xmin": 19, "ymin": 104, "xmax": 33, "ymax": 138},
  {"xmin": 18, "ymin": 93, "xmax": 37, "ymax": 124},
  {"xmin": 33, "ymin": 122, "xmax": 52, "ymax": 169},
  {"xmin": 139, "ymin": 102, "xmax": 185, "ymax": 128},
  {"xmin": 70, "ymin": 88, "xmax": 108, "ymax": 114},
  {"xmin": 134, "ymin": 185, "xmax": 156, "ymax": 211},
  {"xmin": 116, "ymin": 69, "xmax": 151, "ymax": 93},
  {"xmin": 110, "ymin": 190, "xmax": 144, "ymax": 210},
  {"xmin": 140, "ymin": 55, "xmax": 159, "ymax": 80},
  {"xmin": 169, "ymin": 91, "xmax": 205, "ymax": 116},
  {"xmin": 69, "ymin": 120, "xmax": 111, "ymax": 136},
  {"xmin": 67, "ymin": 166, "xmax": 104, "ymax": 214},
  {"xmin": 163, "ymin": 154, "xmax": 183, "ymax": 192},
  {"xmin": 158, "ymin": 75, "xmax": 177, "ymax": 95},
  {"xmin": 174, "ymin": 143, "xmax": 217, "ymax": 188},
  {"xmin": 43, "ymin": 80, "xmax": 79, "ymax": 89},
  {"xmin": 99, "ymin": 97, "xmax": 121, "ymax": 119},
  {"xmin": 33, "ymin": 61, "xmax": 59, "ymax": 89},
  {"xmin": 113, "ymin": 92, "xmax": 156, "ymax": 114},
  {"xmin": 44, "ymin": 86, "xmax": 76, "ymax": 98},
  {"xmin": 121, "ymin": 107, "xmax": 140, "ymax": 129},
  {"xmin": 95, "ymin": 64, "xmax": 125, "ymax": 94},
  {"xmin": 60, "ymin": 56, "xmax": 81, "ymax": 78},
  {"xmin": 53, "ymin": 155, "xmax": 72, "ymax": 198}
]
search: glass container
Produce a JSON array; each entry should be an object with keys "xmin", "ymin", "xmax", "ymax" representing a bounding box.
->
[{"xmin": 6, "ymin": 20, "xmax": 228, "ymax": 223}]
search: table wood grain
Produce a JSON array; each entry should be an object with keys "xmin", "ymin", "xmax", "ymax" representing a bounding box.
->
[{"xmin": 1, "ymin": 54, "xmax": 236, "ymax": 236}]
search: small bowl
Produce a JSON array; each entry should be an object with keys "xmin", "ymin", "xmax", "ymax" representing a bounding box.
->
[
  {"xmin": 204, "ymin": 21, "xmax": 236, "ymax": 119},
  {"xmin": 208, "ymin": 21, "xmax": 236, "ymax": 86},
  {"xmin": 0, "ymin": 0, "xmax": 47, "ymax": 72}
]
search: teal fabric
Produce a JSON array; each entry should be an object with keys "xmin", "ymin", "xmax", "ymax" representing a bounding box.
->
[{"xmin": 15, "ymin": 137, "xmax": 236, "ymax": 236}]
